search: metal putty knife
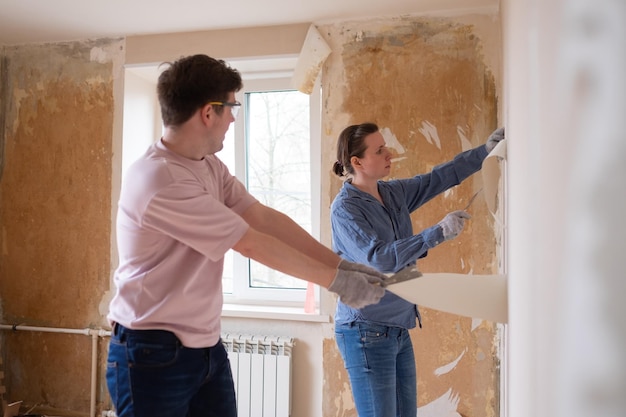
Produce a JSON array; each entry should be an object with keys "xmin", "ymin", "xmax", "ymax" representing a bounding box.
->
[
  {"xmin": 463, "ymin": 188, "xmax": 483, "ymax": 211},
  {"xmin": 384, "ymin": 265, "xmax": 423, "ymax": 286}
]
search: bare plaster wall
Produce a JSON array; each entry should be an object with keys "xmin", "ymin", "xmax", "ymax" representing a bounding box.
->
[
  {"xmin": 318, "ymin": 15, "xmax": 502, "ymax": 417},
  {"xmin": 0, "ymin": 39, "xmax": 122, "ymax": 413}
]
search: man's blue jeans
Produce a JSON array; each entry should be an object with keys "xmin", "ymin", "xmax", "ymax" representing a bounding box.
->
[
  {"xmin": 106, "ymin": 324, "xmax": 237, "ymax": 417},
  {"xmin": 335, "ymin": 322, "xmax": 417, "ymax": 417}
]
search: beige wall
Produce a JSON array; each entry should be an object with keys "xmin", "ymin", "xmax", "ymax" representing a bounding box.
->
[
  {"xmin": 0, "ymin": 12, "xmax": 504, "ymax": 417},
  {"xmin": 125, "ymin": 23, "xmax": 311, "ymax": 65}
]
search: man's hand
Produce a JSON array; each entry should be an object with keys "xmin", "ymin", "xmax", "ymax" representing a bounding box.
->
[
  {"xmin": 485, "ymin": 127, "xmax": 505, "ymax": 152},
  {"xmin": 328, "ymin": 260, "xmax": 386, "ymax": 309},
  {"xmin": 437, "ymin": 210, "xmax": 471, "ymax": 241}
]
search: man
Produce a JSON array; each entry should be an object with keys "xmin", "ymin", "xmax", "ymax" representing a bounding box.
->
[{"xmin": 105, "ymin": 54, "xmax": 387, "ymax": 417}]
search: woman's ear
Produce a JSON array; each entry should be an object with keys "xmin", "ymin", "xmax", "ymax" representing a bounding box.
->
[{"xmin": 350, "ymin": 156, "xmax": 361, "ymax": 168}]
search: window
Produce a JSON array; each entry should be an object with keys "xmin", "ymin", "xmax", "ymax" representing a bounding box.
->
[
  {"xmin": 122, "ymin": 56, "xmax": 321, "ymax": 307},
  {"xmin": 220, "ymin": 58, "xmax": 321, "ymax": 306}
]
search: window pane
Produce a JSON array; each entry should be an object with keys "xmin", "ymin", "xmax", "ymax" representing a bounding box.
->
[{"xmin": 246, "ymin": 90, "xmax": 310, "ymax": 289}]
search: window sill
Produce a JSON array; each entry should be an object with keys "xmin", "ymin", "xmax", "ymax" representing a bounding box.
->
[{"xmin": 221, "ymin": 304, "xmax": 330, "ymax": 323}]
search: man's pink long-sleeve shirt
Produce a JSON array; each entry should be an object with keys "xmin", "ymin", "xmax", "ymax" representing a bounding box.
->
[{"xmin": 108, "ymin": 140, "xmax": 257, "ymax": 348}]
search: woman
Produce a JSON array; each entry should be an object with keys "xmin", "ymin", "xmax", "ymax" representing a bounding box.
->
[{"xmin": 330, "ymin": 123, "xmax": 504, "ymax": 417}]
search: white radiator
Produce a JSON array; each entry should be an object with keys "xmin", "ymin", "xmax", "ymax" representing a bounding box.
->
[{"xmin": 222, "ymin": 334, "xmax": 294, "ymax": 417}]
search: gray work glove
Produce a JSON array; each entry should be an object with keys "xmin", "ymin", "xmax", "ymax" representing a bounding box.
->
[
  {"xmin": 328, "ymin": 260, "xmax": 387, "ymax": 309},
  {"xmin": 485, "ymin": 127, "xmax": 505, "ymax": 153},
  {"xmin": 437, "ymin": 210, "xmax": 472, "ymax": 241}
]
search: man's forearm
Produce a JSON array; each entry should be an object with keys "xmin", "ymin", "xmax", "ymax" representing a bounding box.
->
[
  {"xmin": 241, "ymin": 203, "xmax": 340, "ymax": 269},
  {"xmin": 232, "ymin": 227, "xmax": 337, "ymax": 287}
]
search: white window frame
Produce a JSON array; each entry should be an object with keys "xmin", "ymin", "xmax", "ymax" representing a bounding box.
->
[{"xmin": 223, "ymin": 56, "xmax": 322, "ymax": 306}]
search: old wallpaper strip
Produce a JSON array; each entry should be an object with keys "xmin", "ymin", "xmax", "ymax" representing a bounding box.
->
[{"xmin": 387, "ymin": 273, "xmax": 508, "ymax": 323}]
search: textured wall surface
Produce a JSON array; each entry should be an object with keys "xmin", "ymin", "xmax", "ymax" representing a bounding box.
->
[
  {"xmin": 0, "ymin": 39, "xmax": 121, "ymax": 413},
  {"xmin": 320, "ymin": 15, "xmax": 502, "ymax": 417}
]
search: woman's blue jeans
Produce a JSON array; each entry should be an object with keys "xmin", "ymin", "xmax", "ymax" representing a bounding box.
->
[
  {"xmin": 106, "ymin": 324, "xmax": 237, "ymax": 417},
  {"xmin": 335, "ymin": 322, "xmax": 417, "ymax": 417}
]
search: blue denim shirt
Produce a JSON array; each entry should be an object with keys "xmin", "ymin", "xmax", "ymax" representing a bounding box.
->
[{"xmin": 331, "ymin": 144, "xmax": 489, "ymax": 329}]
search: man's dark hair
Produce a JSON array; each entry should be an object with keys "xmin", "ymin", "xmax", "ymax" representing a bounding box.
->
[{"xmin": 157, "ymin": 54, "xmax": 243, "ymax": 127}]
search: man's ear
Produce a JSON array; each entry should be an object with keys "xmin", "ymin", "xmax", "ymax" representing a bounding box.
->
[{"xmin": 202, "ymin": 103, "xmax": 214, "ymax": 123}]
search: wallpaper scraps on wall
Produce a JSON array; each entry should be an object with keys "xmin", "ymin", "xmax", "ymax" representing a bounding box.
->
[{"xmin": 320, "ymin": 16, "xmax": 501, "ymax": 417}]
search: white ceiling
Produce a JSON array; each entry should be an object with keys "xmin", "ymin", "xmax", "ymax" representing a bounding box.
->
[{"xmin": 0, "ymin": 0, "xmax": 498, "ymax": 46}]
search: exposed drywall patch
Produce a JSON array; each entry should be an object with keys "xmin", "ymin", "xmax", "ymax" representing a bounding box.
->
[
  {"xmin": 334, "ymin": 381, "xmax": 356, "ymax": 412},
  {"xmin": 418, "ymin": 388, "xmax": 461, "ymax": 416},
  {"xmin": 90, "ymin": 43, "xmax": 118, "ymax": 64},
  {"xmin": 379, "ymin": 126, "xmax": 405, "ymax": 154},
  {"xmin": 457, "ymin": 125, "xmax": 474, "ymax": 150},
  {"xmin": 471, "ymin": 318, "xmax": 483, "ymax": 331},
  {"xmin": 418, "ymin": 121, "xmax": 442, "ymax": 149},
  {"xmin": 434, "ymin": 348, "xmax": 467, "ymax": 376},
  {"xmin": 90, "ymin": 39, "xmax": 125, "ymax": 83}
]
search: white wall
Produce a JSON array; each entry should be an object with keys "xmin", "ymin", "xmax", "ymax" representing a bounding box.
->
[
  {"xmin": 221, "ymin": 316, "xmax": 326, "ymax": 417},
  {"xmin": 504, "ymin": 0, "xmax": 626, "ymax": 416},
  {"xmin": 121, "ymin": 68, "xmax": 161, "ymax": 178}
]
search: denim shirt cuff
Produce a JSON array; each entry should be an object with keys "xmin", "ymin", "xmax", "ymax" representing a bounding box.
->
[{"xmin": 422, "ymin": 224, "xmax": 445, "ymax": 247}]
